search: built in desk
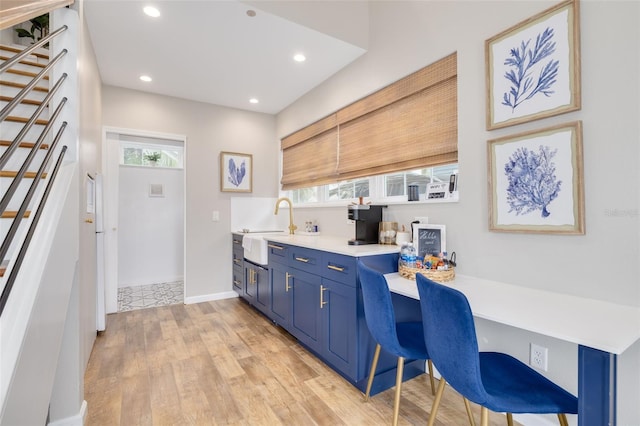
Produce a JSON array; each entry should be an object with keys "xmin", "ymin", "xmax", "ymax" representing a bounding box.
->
[{"xmin": 384, "ymin": 272, "xmax": 640, "ymax": 426}]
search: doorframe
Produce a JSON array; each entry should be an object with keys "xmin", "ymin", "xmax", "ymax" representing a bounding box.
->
[{"xmin": 101, "ymin": 126, "xmax": 187, "ymax": 314}]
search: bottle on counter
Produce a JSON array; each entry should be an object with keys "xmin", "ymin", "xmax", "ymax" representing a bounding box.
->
[
  {"xmin": 405, "ymin": 242, "xmax": 417, "ymax": 268},
  {"xmin": 399, "ymin": 242, "xmax": 417, "ymax": 269},
  {"xmin": 399, "ymin": 242, "xmax": 409, "ymax": 269}
]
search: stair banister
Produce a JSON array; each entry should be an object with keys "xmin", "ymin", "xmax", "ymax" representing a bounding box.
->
[{"xmin": 0, "ymin": 145, "xmax": 68, "ymax": 315}]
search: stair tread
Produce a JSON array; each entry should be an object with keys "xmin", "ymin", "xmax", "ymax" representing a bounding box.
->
[
  {"xmin": 0, "ymin": 45, "xmax": 49, "ymax": 60},
  {"xmin": 5, "ymin": 68, "xmax": 49, "ymax": 80},
  {"xmin": 0, "ymin": 54, "xmax": 46, "ymax": 69},
  {"xmin": 4, "ymin": 116, "xmax": 48, "ymax": 125},
  {"xmin": 0, "ymin": 80, "xmax": 48, "ymax": 92},
  {"xmin": 0, "ymin": 171, "xmax": 47, "ymax": 179},
  {"xmin": 0, "ymin": 95, "xmax": 44, "ymax": 106},
  {"xmin": 0, "ymin": 140, "xmax": 49, "ymax": 150},
  {"xmin": 1, "ymin": 211, "xmax": 31, "ymax": 219}
]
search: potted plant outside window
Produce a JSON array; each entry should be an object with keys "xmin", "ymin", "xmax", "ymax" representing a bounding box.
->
[{"xmin": 144, "ymin": 152, "xmax": 162, "ymax": 165}]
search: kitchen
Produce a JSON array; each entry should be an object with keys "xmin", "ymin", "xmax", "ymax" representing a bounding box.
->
[{"xmin": 91, "ymin": 1, "xmax": 640, "ymax": 425}]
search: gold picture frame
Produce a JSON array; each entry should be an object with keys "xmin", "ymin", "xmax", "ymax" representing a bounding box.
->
[
  {"xmin": 220, "ymin": 151, "xmax": 252, "ymax": 193},
  {"xmin": 487, "ymin": 121, "xmax": 584, "ymax": 234},
  {"xmin": 485, "ymin": 0, "xmax": 581, "ymax": 130}
]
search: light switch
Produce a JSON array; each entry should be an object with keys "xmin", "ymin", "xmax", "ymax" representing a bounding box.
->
[{"xmin": 212, "ymin": 210, "xmax": 220, "ymax": 222}]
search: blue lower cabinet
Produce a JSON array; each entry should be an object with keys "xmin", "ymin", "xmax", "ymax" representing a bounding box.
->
[
  {"xmin": 322, "ymin": 277, "xmax": 357, "ymax": 378},
  {"xmin": 264, "ymin": 240, "xmax": 405, "ymax": 394},
  {"xmin": 269, "ymin": 261, "xmax": 290, "ymax": 327},
  {"xmin": 290, "ymin": 268, "xmax": 323, "ymax": 354},
  {"xmin": 244, "ymin": 261, "xmax": 270, "ymax": 318}
]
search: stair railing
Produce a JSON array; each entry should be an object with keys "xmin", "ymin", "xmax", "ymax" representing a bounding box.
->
[{"xmin": 0, "ymin": 23, "xmax": 70, "ymax": 315}]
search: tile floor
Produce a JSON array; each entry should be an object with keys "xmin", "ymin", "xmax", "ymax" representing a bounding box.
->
[{"xmin": 117, "ymin": 281, "xmax": 183, "ymax": 312}]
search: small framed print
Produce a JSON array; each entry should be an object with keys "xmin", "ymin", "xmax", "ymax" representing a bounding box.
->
[
  {"xmin": 412, "ymin": 224, "xmax": 446, "ymax": 259},
  {"xmin": 220, "ymin": 151, "xmax": 252, "ymax": 193}
]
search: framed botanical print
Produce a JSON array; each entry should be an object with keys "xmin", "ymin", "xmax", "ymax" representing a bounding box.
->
[
  {"xmin": 488, "ymin": 121, "xmax": 584, "ymax": 234},
  {"xmin": 486, "ymin": 0, "xmax": 581, "ymax": 130},
  {"xmin": 220, "ymin": 151, "xmax": 252, "ymax": 193}
]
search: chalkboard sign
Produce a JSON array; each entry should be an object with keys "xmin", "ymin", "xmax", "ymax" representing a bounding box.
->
[{"xmin": 412, "ymin": 224, "xmax": 446, "ymax": 259}]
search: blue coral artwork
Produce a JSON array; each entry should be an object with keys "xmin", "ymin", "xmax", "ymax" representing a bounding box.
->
[
  {"xmin": 486, "ymin": 0, "xmax": 580, "ymax": 130},
  {"xmin": 488, "ymin": 122, "xmax": 584, "ymax": 234},
  {"xmin": 220, "ymin": 152, "xmax": 252, "ymax": 192}
]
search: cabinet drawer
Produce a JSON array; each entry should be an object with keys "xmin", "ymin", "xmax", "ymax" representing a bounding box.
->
[
  {"xmin": 289, "ymin": 245, "xmax": 321, "ymax": 275},
  {"xmin": 267, "ymin": 241, "xmax": 289, "ymax": 264},
  {"xmin": 322, "ymin": 253, "xmax": 357, "ymax": 286},
  {"xmin": 232, "ymin": 264, "xmax": 243, "ymax": 292}
]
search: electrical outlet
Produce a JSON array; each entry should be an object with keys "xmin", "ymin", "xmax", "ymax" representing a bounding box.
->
[
  {"xmin": 530, "ymin": 343, "xmax": 548, "ymax": 371},
  {"xmin": 414, "ymin": 216, "xmax": 429, "ymax": 223}
]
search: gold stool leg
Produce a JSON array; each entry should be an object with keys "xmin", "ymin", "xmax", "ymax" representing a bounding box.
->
[
  {"xmin": 480, "ymin": 407, "xmax": 489, "ymax": 426},
  {"xmin": 427, "ymin": 378, "xmax": 446, "ymax": 426},
  {"xmin": 463, "ymin": 398, "xmax": 475, "ymax": 426},
  {"xmin": 506, "ymin": 412, "xmax": 513, "ymax": 426},
  {"xmin": 364, "ymin": 344, "xmax": 381, "ymax": 402},
  {"xmin": 558, "ymin": 413, "xmax": 569, "ymax": 426},
  {"xmin": 392, "ymin": 357, "xmax": 405, "ymax": 426},
  {"xmin": 427, "ymin": 359, "xmax": 436, "ymax": 395}
]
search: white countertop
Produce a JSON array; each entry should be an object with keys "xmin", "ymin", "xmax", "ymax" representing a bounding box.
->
[
  {"xmin": 385, "ymin": 273, "xmax": 640, "ymax": 355},
  {"xmin": 266, "ymin": 234, "xmax": 400, "ymax": 257}
]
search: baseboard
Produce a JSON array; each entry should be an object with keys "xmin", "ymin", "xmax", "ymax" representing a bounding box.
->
[
  {"xmin": 47, "ymin": 400, "xmax": 87, "ymax": 426},
  {"xmin": 184, "ymin": 291, "xmax": 238, "ymax": 305}
]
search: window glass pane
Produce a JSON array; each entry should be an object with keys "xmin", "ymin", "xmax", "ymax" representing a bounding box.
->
[
  {"xmin": 382, "ymin": 164, "xmax": 458, "ymax": 198},
  {"xmin": 385, "ymin": 173, "xmax": 406, "ymax": 197},
  {"xmin": 327, "ymin": 179, "xmax": 369, "ymax": 201},
  {"xmin": 123, "ymin": 147, "xmax": 143, "ymax": 165},
  {"xmin": 120, "ymin": 141, "xmax": 184, "ymax": 168},
  {"xmin": 291, "ymin": 187, "xmax": 319, "ymax": 204}
]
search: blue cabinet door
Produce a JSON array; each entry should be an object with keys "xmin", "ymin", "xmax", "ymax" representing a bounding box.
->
[
  {"xmin": 255, "ymin": 265, "xmax": 269, "ymax": 315},
  {"xmin": 270, "ymin": 261, "xmax": 290, "ymax": 327},
  {"xmin": 290, "ymin": 268, "xmax": 322, "ymax": 354},
  {"xmin": 244, "ymin": 264, "xmax": 256, "ymax": 302},
  {"xmin": 322, "ymin": 277, "xmax": 357, "ymax": 378}
]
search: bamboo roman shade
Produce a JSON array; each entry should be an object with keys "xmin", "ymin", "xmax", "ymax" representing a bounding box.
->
[{"xmin": 280, "ymin": 52, "xmax": 457, "ymax": 190}]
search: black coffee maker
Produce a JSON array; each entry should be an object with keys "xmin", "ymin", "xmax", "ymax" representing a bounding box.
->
[{"xmin": 348, "ymin": 204, "xmax": 385, "ymax": 245}]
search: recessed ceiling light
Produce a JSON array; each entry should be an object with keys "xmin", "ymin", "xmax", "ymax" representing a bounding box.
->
[
  {"xmin": 140, "ymin": 75, "xmax": 152, "ymax": 82},
  {"xmin": 246, "ymin": 10, "xmax": 256, "ymax": 17},
  {"xmin": 293, "ymin": 54, "xmax": 306, "ymax": 63},
  {"xmin": 249, "ymin": 98, "xmax": 259, "ymax": 104},
  {"xmin": 143, "ymin": 6, "xmax": 160, "ymax": 18}
]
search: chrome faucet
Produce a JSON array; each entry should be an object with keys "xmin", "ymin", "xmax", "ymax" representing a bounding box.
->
[{"xmin": 274, "ymin": 197, "xmax": 297, "ymax": 235}]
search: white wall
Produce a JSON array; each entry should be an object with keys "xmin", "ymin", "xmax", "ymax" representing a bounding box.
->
[
  {"xmin": 101, "ymin": 87, "xmax": 278, "ymax": 301},
  {"xmin": 277, "ymin": 1, "xmax": 639, "ymax": 424},
  {"xmin": 118, "ymin": 165, "xmax": 184, "ymax": 287}
]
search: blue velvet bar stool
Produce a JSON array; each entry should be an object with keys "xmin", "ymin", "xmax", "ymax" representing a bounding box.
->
[
  {"xmin": 357, "ymin": 262, "xmax": 475, "ymax": 426},
  {"xmin": 415, "ymin": 273, "xmax": 578, "ymax": 426}
]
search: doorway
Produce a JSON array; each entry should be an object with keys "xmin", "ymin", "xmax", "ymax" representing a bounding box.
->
[{"xmin": 101, "ymin": 127, "xmax": 186, "ymax": 316}]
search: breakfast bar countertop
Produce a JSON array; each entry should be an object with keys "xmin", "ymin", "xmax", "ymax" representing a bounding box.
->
[{"xmin": 266, "ymin": 234, "xmax": 401, "ymax": 257}]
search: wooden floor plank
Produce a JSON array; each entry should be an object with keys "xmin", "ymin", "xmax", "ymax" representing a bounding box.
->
[{"xmin": 84, "ymin": 298, "xmax": 518, "ymax": 426}]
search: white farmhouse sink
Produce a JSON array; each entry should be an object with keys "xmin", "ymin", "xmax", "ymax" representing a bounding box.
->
[{"xmin": 242, "ymin": 231, "xmax": 286, "ymax": 266}]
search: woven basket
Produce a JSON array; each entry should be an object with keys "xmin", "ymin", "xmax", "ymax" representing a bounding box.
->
[{"xmin": 398, "ymin": 264, "xmax": 455, "ymax": 283}]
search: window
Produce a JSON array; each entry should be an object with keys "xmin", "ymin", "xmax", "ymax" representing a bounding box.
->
[
  {"xmin": 286, "ymin": 163, "xmax": 458, "ymax": 205},
  {"xmin": 119, "ymin": 140, "xmax": 184, "ymax": 169},
  {"xmin": 280, "ymin": 53, "xmax": 457, "ymax": 191}
]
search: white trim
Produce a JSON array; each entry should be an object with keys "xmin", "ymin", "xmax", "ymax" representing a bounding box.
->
[
  {"xmin": 47, "ymin": 400, "xmax": 87, "ymax": 426},
  {"xmin": 184, "ymin": 291, "xmax": 238, "ymax": 305}
]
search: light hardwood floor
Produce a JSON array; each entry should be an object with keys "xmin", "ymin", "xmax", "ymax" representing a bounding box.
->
[{"xmin": 84, "ymin": 298, "xmax": 516, "ymax": 425}]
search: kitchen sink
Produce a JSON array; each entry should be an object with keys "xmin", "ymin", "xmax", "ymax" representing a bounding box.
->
[{"xmin": 242, "ymin": 231, "xmax": 286, "ymax": 266}]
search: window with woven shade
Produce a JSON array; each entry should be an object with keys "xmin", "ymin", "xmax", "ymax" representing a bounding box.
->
[{"xmin": 280, "ymin": 52, "xmax": 457, "ymax": 191}]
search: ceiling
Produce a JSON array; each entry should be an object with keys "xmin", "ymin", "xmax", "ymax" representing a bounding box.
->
[{"xmin": 83, "ymin": 0, "xmax": 369, "ymax": 115}]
